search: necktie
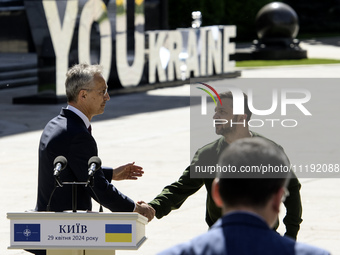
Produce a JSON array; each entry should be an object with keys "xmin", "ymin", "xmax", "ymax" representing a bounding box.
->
[{"xmin": 88, "ymin": 125, "xmax": 92, "ymax": 135}]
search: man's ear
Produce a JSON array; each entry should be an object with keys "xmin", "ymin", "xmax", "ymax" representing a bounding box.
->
[
  {"xmin": 238, "ymin": 114, "xmax": 247, "ymax": 122},
  {"xmin": 79, "ymin": 89, "xmax": 87, "ymax": 101},
  {"xmin": 272, "ymin": 187, "xmax": 285, "ymax": 213},
  {"xmin": 212, "ymin": 179, "xmax": 223, "ymax": 208}
]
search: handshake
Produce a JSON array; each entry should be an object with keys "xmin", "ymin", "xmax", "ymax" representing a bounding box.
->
[{"xmin": 134, "ymin": 201, "xmax": 155, "ymax": 222}]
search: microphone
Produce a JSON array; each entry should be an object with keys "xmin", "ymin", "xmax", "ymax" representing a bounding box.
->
[
  {"xmin": 53, "ymin": 156, "xmax": 67, "ymax": 177},
  {"xmin": 47, "ymin": 156, "xmax": 67, "ymax": 210},
  {"xmin": 88, "ymin": 156, "xmax": 102, "ymax": 178},
  {"xmin": 87, "ymin": 156, "xmax": 103, "ymax": 212}
]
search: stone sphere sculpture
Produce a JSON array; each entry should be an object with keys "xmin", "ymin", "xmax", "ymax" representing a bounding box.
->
[{"xmin": 256, "ymin": 2, "xmax": 299, "ymax": 40}]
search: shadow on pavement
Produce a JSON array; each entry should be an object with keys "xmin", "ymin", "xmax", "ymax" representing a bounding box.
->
[{"xmin": 0, "ymin": 85, "xmax": 192, "ymax": 138}]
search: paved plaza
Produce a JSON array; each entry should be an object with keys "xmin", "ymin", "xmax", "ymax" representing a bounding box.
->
[{"xmin": 1, "ymin": 40, "xmax": 340, "ymax": 254}]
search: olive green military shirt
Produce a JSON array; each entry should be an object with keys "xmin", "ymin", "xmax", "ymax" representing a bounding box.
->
[{"xmin": 149, "ymin": 132, "xmax": 302, "ymax": 240}]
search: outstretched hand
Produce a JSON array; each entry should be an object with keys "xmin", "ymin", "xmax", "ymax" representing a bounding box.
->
[{"xmin": 112, "ymin": 162, "xmax": 144, "ymax": 181}]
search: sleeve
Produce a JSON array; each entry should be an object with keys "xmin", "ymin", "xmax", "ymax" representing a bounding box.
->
[
  {"xmin": 68, "ymin": 133, "xmax": 135, "ymax": 212},
  {"xmin": 101, "ymin": 166, "xmax": 114, "ymax": 182},
  {"xmin": 91, "ymin": 169, "xmax": 135, "ymax": 212},
  {"xmin": 149, "ymin": 166, "xmax": 204, "ymax": 219},
  {"xmin": 283, "ymin": 172, "xmax": 303, "ymax": 240},
  {"xmin": 264, "ymin": 138, "xmax": 303, "ymax": 240}
]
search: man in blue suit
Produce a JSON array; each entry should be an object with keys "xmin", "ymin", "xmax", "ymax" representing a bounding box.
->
[
  {"xmin": 35, "ymin": 63, "xmax": 155, "ymax": 217},
  {"xmin": 158, "ymin": 138, "xmax": 330, "ymax": 255}
]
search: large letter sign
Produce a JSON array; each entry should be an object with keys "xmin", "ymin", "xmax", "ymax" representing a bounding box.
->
[
  {"xmin": 24, "ymin": 0, "xmax": 237, "ymax": 101},
  {"xmin": 42, "ymin": 0, "xmax": 78, "ymax": 96},
  {"xmin": 115, "ymin": 0, "xmax": 145, "ymax": 87},
  {"xmin": 78, "ymin": 0, "xmax": 112, "ymax": 82}
]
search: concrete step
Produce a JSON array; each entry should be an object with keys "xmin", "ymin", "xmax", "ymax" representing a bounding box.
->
[
  {"xmin": 0, "ymin": 53, "xmax": 38, "ymax": 89},
  {"xmin": 0, "ymin": 68, "xmax": 37, "ymax": 80},
  {"xmin": 0, "ymin": 76, "xmax": 38, "ymax": 88}
]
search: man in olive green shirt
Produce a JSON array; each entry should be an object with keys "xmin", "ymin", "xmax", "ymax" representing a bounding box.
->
[{"xmin": 149, "ymin": 91, "xmax": 302, "ymax": 239}]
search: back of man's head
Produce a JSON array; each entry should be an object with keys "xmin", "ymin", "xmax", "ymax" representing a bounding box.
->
[{"xmin": 217, "ymin": 137, "xmax": 290, "ymax": 208}]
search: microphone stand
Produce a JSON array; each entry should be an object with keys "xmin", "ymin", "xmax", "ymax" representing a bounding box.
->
[
  {"xmin": 48, "ymin": 156, "xmax": 103, "ymax": 212},
  {"xmin": 48, "ymin": 176, "xmax": 103, "ymax": 213},
  {"xmin": 72, "ymin": 183, "xmax": 77, "ymax": 213},
  {"xmin": 47, "ymin": 176, "xmax": 63, "ymax": 211},
  {"xmin": 62, "ymin": 181, "xmax": 88, "ymax": 212},
  {"xmin": 86, "ymin": 176, "xmax": 103, "ymax": 212}
]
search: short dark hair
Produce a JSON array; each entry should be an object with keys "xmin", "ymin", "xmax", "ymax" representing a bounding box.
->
[
  {"xmin": 217, "ymin": 137, "xmax": 290, "ymax": 207},
  {"xmin": 219, "ymin": 91, "xmax": 252, "ymax": 121}
]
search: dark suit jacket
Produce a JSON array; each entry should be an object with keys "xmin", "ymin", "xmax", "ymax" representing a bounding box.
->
[
  {"xmin": 158, "ymin": 212, "xmax": 330, "ymax": 255},
  {"xmin": 35, "ymin": 108, "xmax": 135, "ymax": 212}
]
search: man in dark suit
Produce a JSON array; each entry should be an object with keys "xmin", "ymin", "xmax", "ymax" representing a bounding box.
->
[
  {"xmin": 35, "ymin": 63, "xmax": 155, "ymax": 218},
  {"xmin": 158, "ymin": 137, "xmax": 330, "ymax": 255}
]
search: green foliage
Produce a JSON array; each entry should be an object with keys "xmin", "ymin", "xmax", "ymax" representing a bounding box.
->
[
  {"xmin": 236, "ymin": 58, "xmax": 340, "ymax": 67},
  {"xmin": 167, "ymin": 0, "xmax": 274, "ymax": 41},
  {"xmin": 167, "ymin": 0, "xmax": 340, "ymax": 41},
  {"xmin": 221, "ymin": 0, "xmax": 274, "ymax": 41},
  {"xmin": 167, "ymin": 0, "xmax": 225, "ymax": 28}
]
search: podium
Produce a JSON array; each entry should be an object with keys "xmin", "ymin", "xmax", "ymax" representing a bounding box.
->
[{"xmin": 7, "ymin": 212, "xmax": 148, "ymax": 255}]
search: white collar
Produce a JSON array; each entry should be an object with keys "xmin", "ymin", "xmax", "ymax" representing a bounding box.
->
[{"xmin": 66, "ymin": 105, "xmax": 91, "ymax": 129}]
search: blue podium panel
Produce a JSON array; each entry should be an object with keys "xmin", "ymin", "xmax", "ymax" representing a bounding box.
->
[{"xmin": 7, "ymin": 212, "xmax": 147, "ymax": 251}]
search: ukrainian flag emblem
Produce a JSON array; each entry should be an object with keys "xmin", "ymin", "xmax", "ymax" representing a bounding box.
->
[{"xmin": 105, "ymin": 224, "xmax": 132, "ymax": 242}]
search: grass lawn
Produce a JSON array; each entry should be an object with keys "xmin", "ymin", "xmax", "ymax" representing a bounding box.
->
[{"xmin": 236, "ymin": 58, "xmax": 340, "ymax": 67}]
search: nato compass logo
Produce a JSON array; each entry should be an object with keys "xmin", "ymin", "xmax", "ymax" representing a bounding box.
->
[{"xmin": 14, "ymin": 224, "xmax": 41, "ymax": 242}]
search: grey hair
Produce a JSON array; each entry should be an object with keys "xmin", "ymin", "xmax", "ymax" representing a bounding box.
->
[{"xmin": 65, "ymin": 63, "xmax": 103, "ymax": 103}]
